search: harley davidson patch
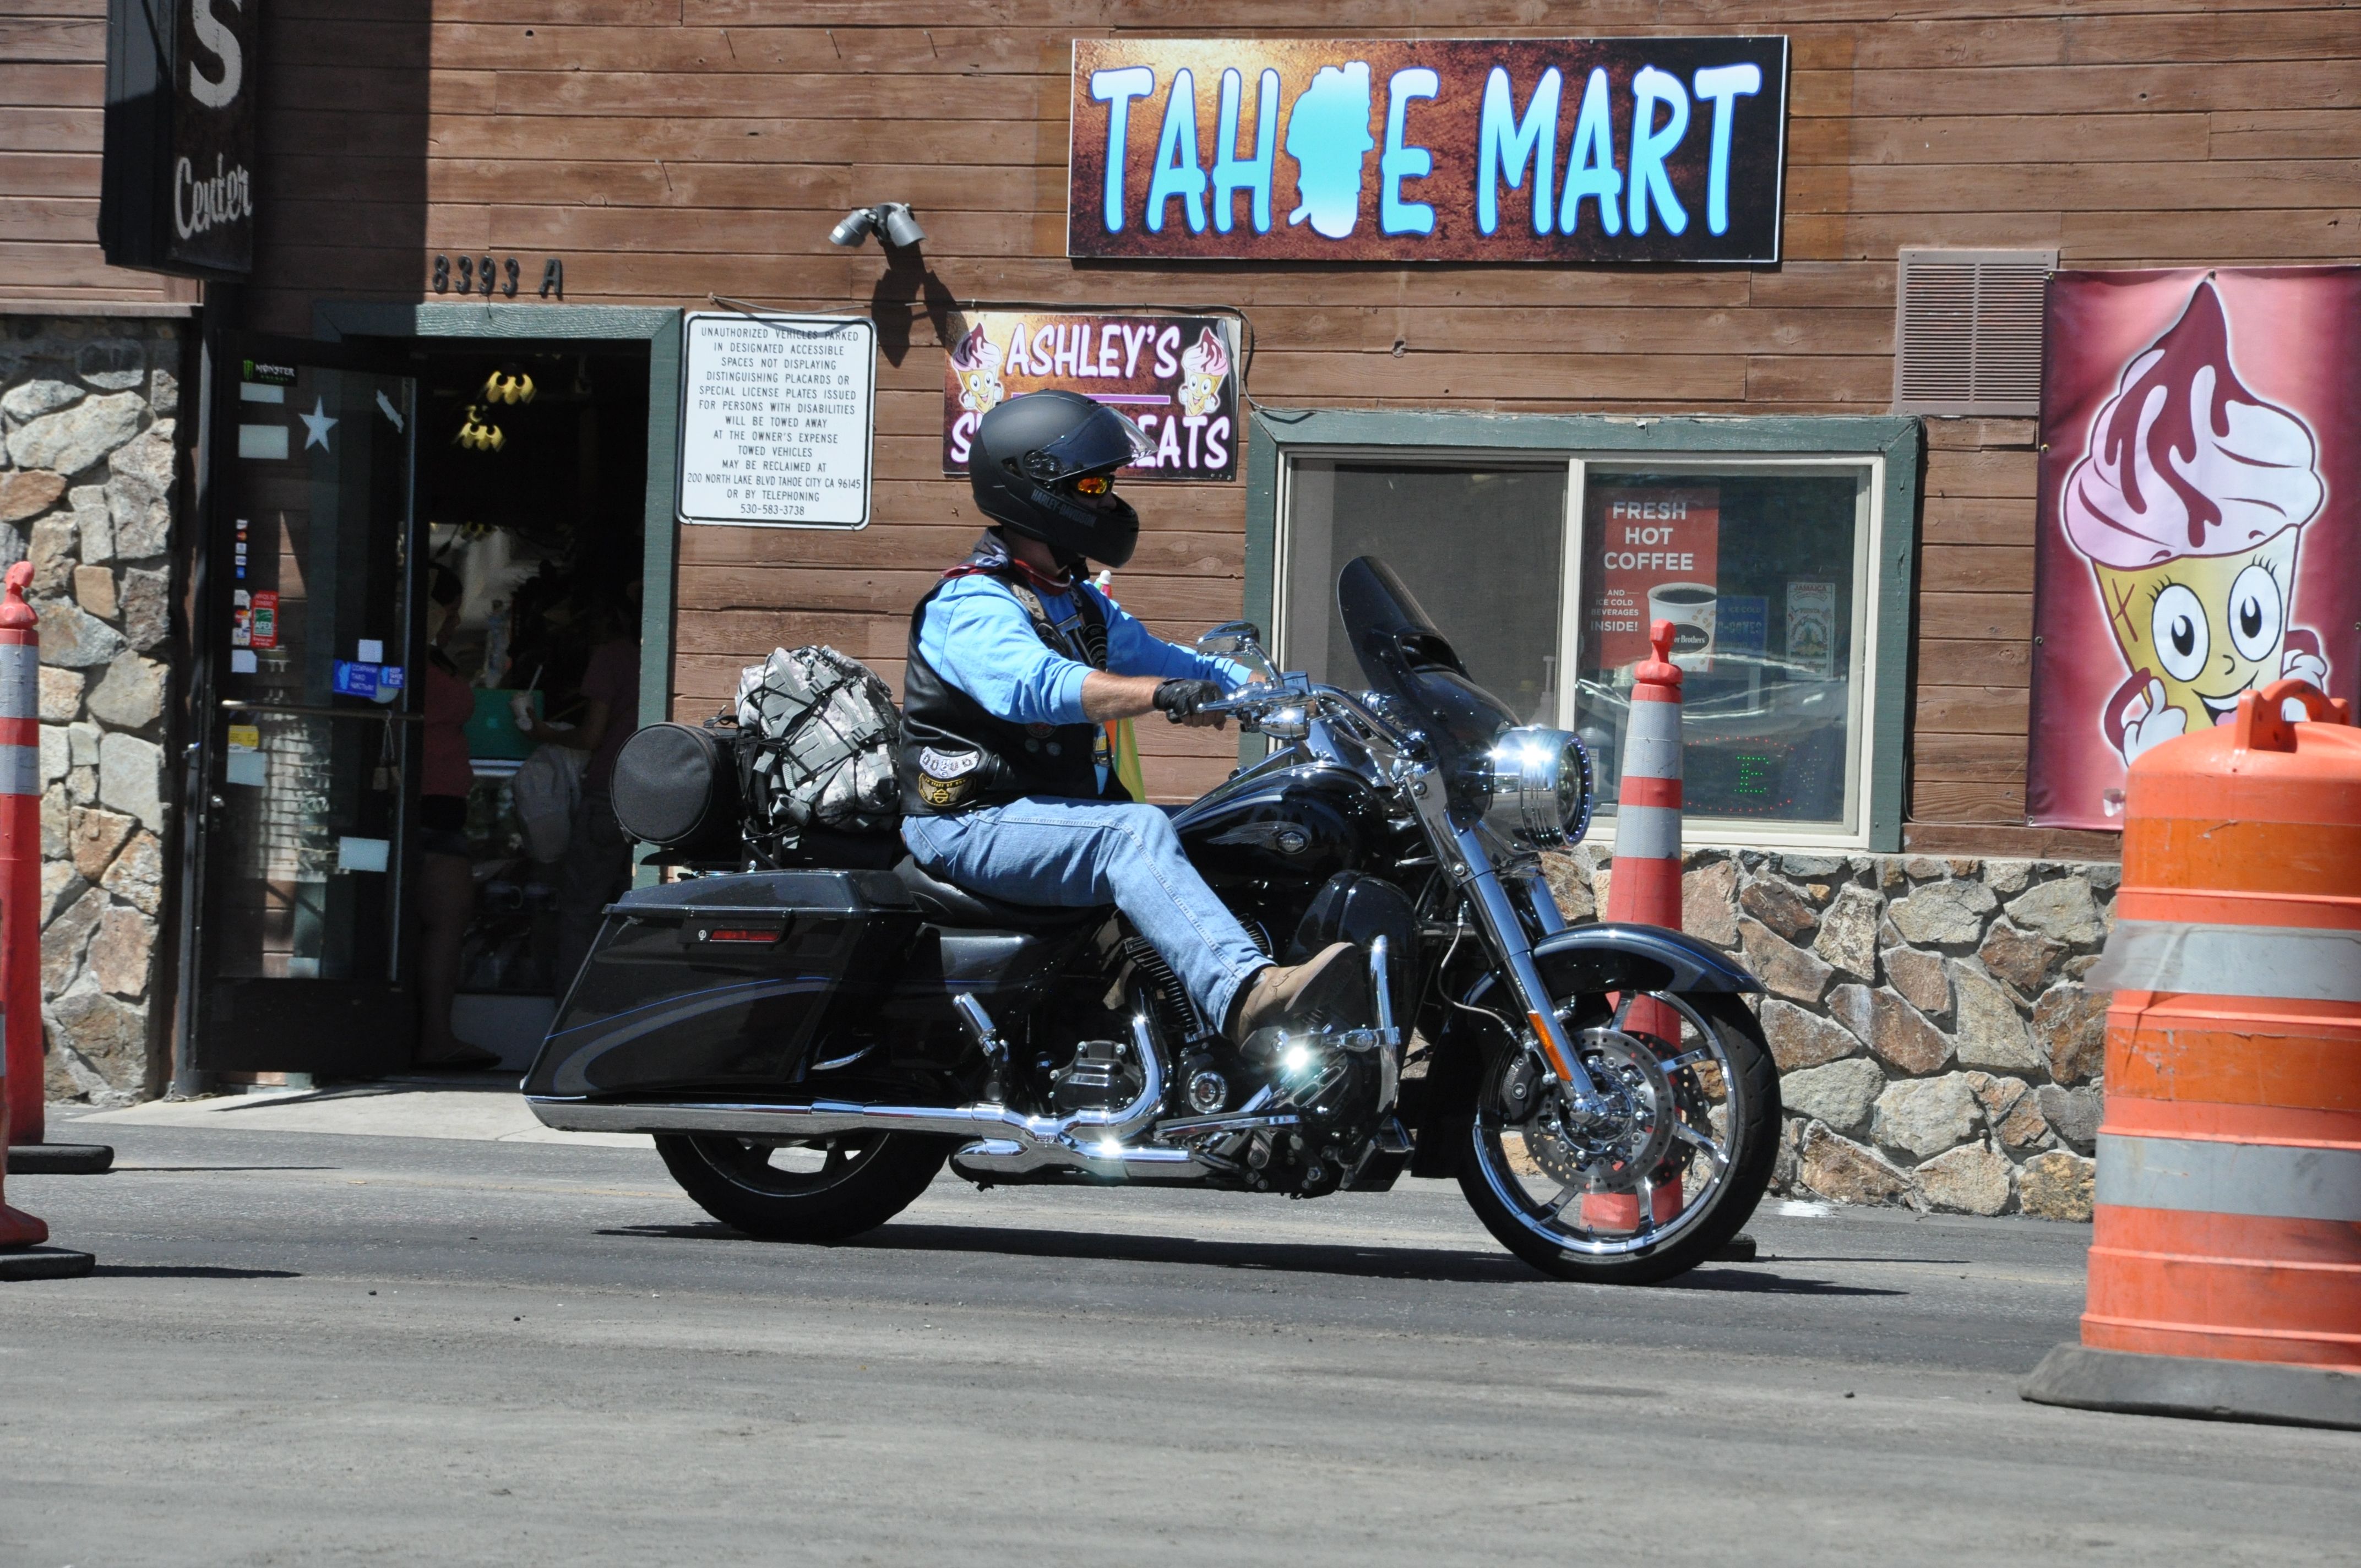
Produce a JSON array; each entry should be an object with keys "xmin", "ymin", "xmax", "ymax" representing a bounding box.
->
[{"xmin": 917, "ymin": 747, "xmax": 981, "ymax": 808}]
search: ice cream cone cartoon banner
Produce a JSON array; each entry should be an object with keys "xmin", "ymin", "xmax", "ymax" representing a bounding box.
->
[
  {"xmin": 2029, "ymin": 267, "xmax": 2361, "ymax": 829},
  {"xmin": 941, "ymin": 313, "xmax": 1239, "ymax": 481}
]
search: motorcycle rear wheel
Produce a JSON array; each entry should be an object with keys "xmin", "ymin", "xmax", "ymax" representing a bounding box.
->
[
  {"xmin": 1457, "ymin": 990, "xmax": 1777, "ymax": 1286},
  {"xmin": 656, "ymin": 1130, "xmax": 949, "ymax": 1243}
]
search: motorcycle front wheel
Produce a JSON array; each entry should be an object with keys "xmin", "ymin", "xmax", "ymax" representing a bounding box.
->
[
  {"xmin": 1457, "ymin": 989, "xmax": 1778, "ymax": 1286},
  {"xmin": 656, "ymin": 1130, "xmax": 950, "ymax": 1243}
]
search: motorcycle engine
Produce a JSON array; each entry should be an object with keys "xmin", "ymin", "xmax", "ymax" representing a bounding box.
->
[
  {"xmin": 1048, "ymin": 1038, "xmax": 1146, "ymax": 1117},
  {"xmin": 1227, "ymin": 1027, "xmax": 1389, "ymax": 1196}
]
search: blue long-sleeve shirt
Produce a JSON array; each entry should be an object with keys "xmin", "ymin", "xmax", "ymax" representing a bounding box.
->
[{"xmin": 918, "ymin": 574, "xmax": 1247, "ymax": 726}]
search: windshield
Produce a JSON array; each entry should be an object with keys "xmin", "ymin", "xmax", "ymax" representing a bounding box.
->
[{"xmin": 1335, "ymin": 556, "xmax": 1519, "ymax": 807}]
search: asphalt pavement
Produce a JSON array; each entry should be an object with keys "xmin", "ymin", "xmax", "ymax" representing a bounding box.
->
[{"xmin": 3, "ymin": 1101, "xmax": 2354, "ymax": 1566}]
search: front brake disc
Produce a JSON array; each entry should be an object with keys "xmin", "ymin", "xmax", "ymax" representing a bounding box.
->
[{"xmin": 1515, "ymin": 1028, "xmax": 1677, "ymax": 1191}]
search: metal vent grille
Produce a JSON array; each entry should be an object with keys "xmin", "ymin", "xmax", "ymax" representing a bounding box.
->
[{"xmin": 1894, "ymin": 249, "xmax": 2056, "ymax": 416}]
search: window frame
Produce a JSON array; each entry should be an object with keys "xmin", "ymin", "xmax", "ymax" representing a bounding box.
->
[{"xmin": 1244, "ymin": 409, "xmax": 1922, "ymax": 854}]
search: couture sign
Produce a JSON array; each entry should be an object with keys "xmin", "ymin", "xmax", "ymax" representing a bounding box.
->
[
  {"xmin": 1068, "ymin": 37, "xmax": 1787, "ymax": 264},
  {"xmin": 942, "ymin": 314, "xmax": 1239, "ymax": 482},
  {"xmin": 99, "ymin": 0, "xmax": 258, "ymax": 276},
  {"xmin": 2027, "ymin": 267, "xmax": 2361, "ymax": 829}
]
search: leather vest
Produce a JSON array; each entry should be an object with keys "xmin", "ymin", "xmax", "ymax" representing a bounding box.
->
[{"xmin": 897, "ymin": 542, "xmax": 1123, "ymax": 816}]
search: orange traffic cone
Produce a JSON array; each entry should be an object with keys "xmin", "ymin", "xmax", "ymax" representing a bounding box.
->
[
  {"xmin": 1585, "ymin": 619, "xmax": 1688, "ymax": 1232},
  {"xmin": 2025, "ymin": 677, "xmax": 2359, "ymax": 1428},
  {"xmin": 0, "ymin": 560, "xmax": 95, "ymax": 1278}
]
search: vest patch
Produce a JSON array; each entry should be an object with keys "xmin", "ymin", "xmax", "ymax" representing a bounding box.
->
[
  {"xmin": 919, "ymin": 747, "xmax": 981, "ymax": 780},
  {"xmin": 916, "ymin": 745, "xmax": 982, "ymax": 808}
]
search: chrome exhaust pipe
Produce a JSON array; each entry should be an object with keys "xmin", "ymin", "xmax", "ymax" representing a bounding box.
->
[{"xmin": 525, "ymin": 1009, "xmax": 1206, "ymax": 1180}]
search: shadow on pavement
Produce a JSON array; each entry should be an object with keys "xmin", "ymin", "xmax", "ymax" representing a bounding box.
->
[
  {"xmin": 111, "ymin": 1166, "xmax": 343, "ymax": 1174},
  {"xmin": 606, "ymin": 1218, "xmax": 1532, "ymax": 1282},
  {"xmin": 600, "ymin": 1219, "xmax": 1900, "ymax": 1293},
  {"xmin": 89, "ymin": 1266, "xmax": 304, "ymax": 1280},
  {"xmin": 1662, "ymin": 1268, "xmax": 1907, "ymax": 1297}
]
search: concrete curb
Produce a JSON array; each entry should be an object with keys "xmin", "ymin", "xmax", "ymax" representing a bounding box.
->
[
  {"xmin": 8, "ymin": 1142, "xmax": 113, "ymax": 1174},
  {"xmin": 0, "ymin": 1245, "xmax": 96, "ymax": 1281},
  {"xmin": 2022, "ymin": 1343, "xmax": 2361, "ymax": 1431}
]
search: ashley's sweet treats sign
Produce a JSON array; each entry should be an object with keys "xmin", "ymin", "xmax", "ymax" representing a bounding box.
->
[
  {"xmin": 1068, "ymin": 37, "xmax": 1788, "ymax": 264},
  {"xmin": 942, "ymin": 313, "xmax": 1240, "ymax": 482}
]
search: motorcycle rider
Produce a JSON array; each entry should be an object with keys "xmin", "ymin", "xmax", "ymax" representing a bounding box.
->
[{"xmin": 899, "ymin": 389, "xmax": 1365, "ymax": 1047}]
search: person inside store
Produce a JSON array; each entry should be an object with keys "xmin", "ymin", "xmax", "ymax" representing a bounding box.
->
[
  {"xmin": 518, "ymin": 581, "xmax": 641, "ymax": 990},
  {"xmin": 415, "ymin": 564, "xmax": 501, "ymax": 1069},
  {"xmin": 899, "ymin": 389, "xmax": 1366, "ymax": 1047}
]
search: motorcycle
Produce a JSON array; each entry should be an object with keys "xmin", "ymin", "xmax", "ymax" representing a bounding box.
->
[{"xmin": 524, "ymin": 557, "xmax": 1778, "ymax": 1284}]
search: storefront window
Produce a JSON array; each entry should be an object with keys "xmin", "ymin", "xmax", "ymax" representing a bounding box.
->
[
  {"xmin": 1282, "ymin": 461, "xmax": 1566, "ymax": 721},
  {"xmin": 1275, "ymin": 446, "xmax": 1883, "ymax": 846},
  {"xmin": 1576, "ymin": 468, "xmax": 1868, "ymax": 833}
]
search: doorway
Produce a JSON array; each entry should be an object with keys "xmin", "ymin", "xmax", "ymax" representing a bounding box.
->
[
  {"xmin": 406, "ymin": 340, "xmax": 651, "ymax": 1069},
  {"xmin": 186, "ymin": 307, "xmax": 679, "ymax": 1082}
]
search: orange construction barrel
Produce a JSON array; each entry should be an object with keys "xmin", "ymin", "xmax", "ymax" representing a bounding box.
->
[{"xmin": 2024, "ymin": 678, "xmax": 2361, "ymax": 1429}]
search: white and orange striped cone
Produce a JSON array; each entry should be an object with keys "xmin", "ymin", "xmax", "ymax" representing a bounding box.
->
[
  {"xmin": 1587, "ymin": 618, "xmax": 1686, "ymax": 1231},
  {"xmin": 0, "ymin": 562, "xmax": 50, "ymax": 1250},
  {"xmin": 0, "ymin": 561, "xmax": 41, "ymax": 1151}
]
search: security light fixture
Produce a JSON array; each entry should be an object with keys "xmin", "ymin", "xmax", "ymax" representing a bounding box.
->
[{"xmin": 828, "ymin": 202, "xmax": 926, "ymax": 249}]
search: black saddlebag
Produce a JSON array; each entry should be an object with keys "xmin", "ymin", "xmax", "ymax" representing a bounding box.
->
[{"xmin": 523, "ymin": 869, "xmax": 921, "ymax": 1099}]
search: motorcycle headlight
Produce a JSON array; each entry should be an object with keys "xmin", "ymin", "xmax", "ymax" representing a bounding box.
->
[{"xmin": 1479, "ymin": 726, "xmax": 1593, "ymax": 851}]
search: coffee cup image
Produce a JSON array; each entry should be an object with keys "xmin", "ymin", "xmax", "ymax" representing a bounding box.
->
[
  {"xmin": 1647, "ymin": 582, "xmax": 1717, "ymax": 665},
  {"xmin": 2061, "ymin": 281, "xmax": 2331, "ymax": 765}
]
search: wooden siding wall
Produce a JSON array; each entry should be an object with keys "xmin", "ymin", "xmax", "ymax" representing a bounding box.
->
[
  {"xmin": 17, "ymin": 1, "xmax": 2358, "ymax": 855},
  {"xmin": 0, "ymin": 0, "xmax": 198, "ymax": 306}
]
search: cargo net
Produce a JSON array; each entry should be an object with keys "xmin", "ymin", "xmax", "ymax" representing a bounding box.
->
[{"xmin": 733, "ymin": 645, "xmax": 902, "ymax": 858}]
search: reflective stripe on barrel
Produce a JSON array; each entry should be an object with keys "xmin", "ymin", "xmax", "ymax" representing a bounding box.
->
[
  {"xmin": 2081, "ymin": 685, "xmax": 2361, "ymax": 1369},
  {"xmin": 0, "ymin": 641, "xmax": 34, "ymax": 798}
]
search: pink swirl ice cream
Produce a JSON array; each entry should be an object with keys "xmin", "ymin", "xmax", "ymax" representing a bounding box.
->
[
  {"xmin": 950, "ymin": 323, "xmax": 1000, "ymax": 374},
  {"xmin": 950, "ymin": 323, "xmax": 1004, "ymax": 415},
  {"xmin": 1177, "ymin": 326, "xmax": 1230, "ymax": 417},
  {"xmin": 2062, "ymin": 280, "xmax": 2322, "ymax": 569}
]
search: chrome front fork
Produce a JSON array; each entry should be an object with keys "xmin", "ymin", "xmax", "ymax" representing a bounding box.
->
[{"xmin": 1401, "ymin": 769, "xmax": 1601, "ymax": 1107}]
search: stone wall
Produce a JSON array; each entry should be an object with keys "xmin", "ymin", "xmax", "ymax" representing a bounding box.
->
[
  {"xmin": 1, "ymin": 317, "xmax": 183, "ymax": 1107},
  {"xmin": 1543, "ymin": 846, "xmax": 2112, "ymax": 1222}
]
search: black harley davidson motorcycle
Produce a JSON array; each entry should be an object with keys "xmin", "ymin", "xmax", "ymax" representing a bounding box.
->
[{"xmin": 524, "ymin": 558, "xmax": 1777, "ymax": 1284}]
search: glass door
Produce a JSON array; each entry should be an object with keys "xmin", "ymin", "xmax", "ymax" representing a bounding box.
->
[{"xmin": 191, "ymin": 335, "xmax": 421, "ymax": 1075}]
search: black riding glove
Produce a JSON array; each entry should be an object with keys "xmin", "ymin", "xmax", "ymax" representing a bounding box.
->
[{"xmin": 1152, "ymin": 678, "xmax": 1226, "ymax": 723}]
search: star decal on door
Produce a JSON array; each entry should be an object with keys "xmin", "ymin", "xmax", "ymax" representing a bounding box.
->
[{"xmin": 300, "ymin": 397, "xmax": 339, "ymax": 450}]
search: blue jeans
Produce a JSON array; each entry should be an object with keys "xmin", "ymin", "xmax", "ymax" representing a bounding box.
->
[{"xmin": 902, "ymin": 797, "xmax": 1270, "ymax": 1032}]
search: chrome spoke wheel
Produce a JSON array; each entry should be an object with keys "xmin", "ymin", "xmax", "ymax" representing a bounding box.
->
[{"xmin": 1469, "ymin": 989, "xmax": 1749, "ymax": 1261}]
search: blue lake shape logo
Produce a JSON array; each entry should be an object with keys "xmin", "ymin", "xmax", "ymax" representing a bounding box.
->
[{"xmin": 1285, "ymin": 62, "xmax": 1374, "ymax": 239}]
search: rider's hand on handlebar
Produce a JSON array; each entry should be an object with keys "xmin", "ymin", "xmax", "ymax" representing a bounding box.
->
[{"xmin": 1152, "ymin": 678, "xmax": 1229, "ymax": 727}]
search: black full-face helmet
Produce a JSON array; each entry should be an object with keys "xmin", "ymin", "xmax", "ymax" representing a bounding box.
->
[{"xmin": 969, "ymin": 389, "xmax": 1153, "ymax": 569}]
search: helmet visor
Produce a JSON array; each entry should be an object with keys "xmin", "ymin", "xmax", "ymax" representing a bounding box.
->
[{"xmin": 1036, "ymin": 402, "xmax": 1155, "ymax": 479}]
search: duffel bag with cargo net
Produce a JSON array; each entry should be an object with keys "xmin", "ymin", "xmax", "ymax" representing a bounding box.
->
[{"xmin": 734, "ymin": 645, "xmax": 902, "ymax": 854}]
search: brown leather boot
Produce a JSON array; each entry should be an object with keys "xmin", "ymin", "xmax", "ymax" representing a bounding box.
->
[{"xmin": 1226, "ymin": 941, "xmax": 1368, "ymax": 1046}]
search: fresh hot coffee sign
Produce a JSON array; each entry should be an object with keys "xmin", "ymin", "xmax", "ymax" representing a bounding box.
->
[{"xmin": 1068, "ymin": 37, "xmax": 1787, "ymax": 264}]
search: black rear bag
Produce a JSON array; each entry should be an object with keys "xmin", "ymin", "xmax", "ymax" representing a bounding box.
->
[{"xmin": 611, "ymin": 721, "xmax": 742, "ymax": 862}]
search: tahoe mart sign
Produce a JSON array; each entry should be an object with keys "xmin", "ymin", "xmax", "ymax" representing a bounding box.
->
[{"xmin": 1069, "ymin": 37, "xmax": 1787, "ymax": 265}]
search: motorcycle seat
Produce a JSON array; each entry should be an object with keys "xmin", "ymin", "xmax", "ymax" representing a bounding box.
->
[{"xmin": 892, "ymin": 857, "xmax": 1110, "ymax": 933}]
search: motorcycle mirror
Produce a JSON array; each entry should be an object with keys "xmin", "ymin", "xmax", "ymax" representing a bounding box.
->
[
  {"xmin": 1195, "ymin": 620, "xmax": 1262, "ymax": 656},
  {"xmin": 1256, "ymin": 705, "xmax": 1311, "ymax": 742}
]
